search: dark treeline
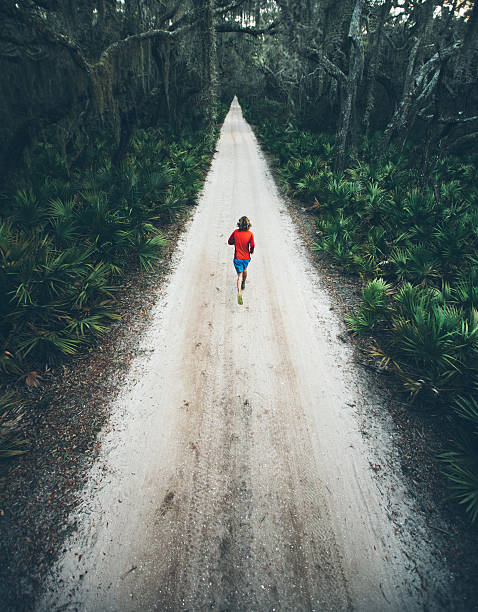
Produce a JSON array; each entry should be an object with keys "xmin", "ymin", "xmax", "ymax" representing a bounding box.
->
[
  {"xmin": 1, "ymin": 0, "xmax": 220, "ymax": 174},
  {"xmin": 220, "ymin": 0, "xmax": 478, "ymax": 171},
  {"xmin": 3, "ymin": 1, "xmax": 477, "ymax": 177},
  {"xmin": 1, "ymin": 1, "xmax": 478, "ymax": 522}
]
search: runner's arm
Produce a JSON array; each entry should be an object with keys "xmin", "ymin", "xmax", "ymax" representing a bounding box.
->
[
  {"xmin": 228, "ymin": 231, "xmax": 235, "ymax": 245},
  {"xmin": 249, "ymin": 233, "xmax": 255, "ymax": 255}
]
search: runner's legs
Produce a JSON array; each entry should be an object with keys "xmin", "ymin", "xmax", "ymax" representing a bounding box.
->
[{"xmin": 236, "ymin": 272, "xmax": 243, "ymax": 294}]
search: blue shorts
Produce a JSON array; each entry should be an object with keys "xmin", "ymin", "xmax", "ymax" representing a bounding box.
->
[{"xmin": 233, "ymin": 258, "xmax": 251, "ymax": 274}]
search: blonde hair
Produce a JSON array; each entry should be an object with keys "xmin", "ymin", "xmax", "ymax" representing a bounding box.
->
[{"xmin": 237, "ymin": 216, "xmax": 251, "ymax": 231}]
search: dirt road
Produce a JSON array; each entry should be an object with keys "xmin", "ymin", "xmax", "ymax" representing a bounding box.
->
[{"xmin": 39, "ymin": 99, "xmax": 452, "ymax": 611}]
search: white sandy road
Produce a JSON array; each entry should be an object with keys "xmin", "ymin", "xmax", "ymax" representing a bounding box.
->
[{"xmin": 39, "ymin": 99, "xmax": 453, "ymax": 611}]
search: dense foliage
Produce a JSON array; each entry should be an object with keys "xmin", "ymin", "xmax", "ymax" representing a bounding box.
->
[
  {"xmin": 230, "ymin": 1, "xmax": 478, "ymax": 170},
  {"xmin": 0, "ymin": 125, "xmax": 214, "ymax": 459},
  {"xmin": 243, "ymin": 99, "xmax": 478, "ymax": 522},
  {"xmin": 0, "ymin": 0, "xmax": 272, "ymax": 178}
]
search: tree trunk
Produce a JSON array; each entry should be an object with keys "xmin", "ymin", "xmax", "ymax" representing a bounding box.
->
[
  {"xmin": 456, "ymin": 0, "xmax": 478, "ymax": 82},
  {"xmin": 379, "ymin": 41, "xmax": 462, "ymax": 156},
  {"xmin": 195, "ymin": 0, "xmax": 217, "ymax": 140},
  {"xmin": 255, "ymin": 0, "xmax": 262, "ymax": 28},
  {"xmin": 362, "ymin": 0, "xmax": 392, "ymax": 134},
  {"xmin": 334, "ymin": 0, "xmax": 365, "ymax": 173},
  {"xmin": 112, "ymin": 112, "xmax": 135, "ymax": 167}
]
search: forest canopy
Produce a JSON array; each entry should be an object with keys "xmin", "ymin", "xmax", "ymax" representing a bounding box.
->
[{"xmin": 1, "ymin": 0, "xmax": 477, "ymax": 177}]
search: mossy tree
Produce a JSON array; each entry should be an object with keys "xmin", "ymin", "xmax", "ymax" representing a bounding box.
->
[{"xmin": 0, "ymin": 0, "xmax": 277, "ymax": 181}]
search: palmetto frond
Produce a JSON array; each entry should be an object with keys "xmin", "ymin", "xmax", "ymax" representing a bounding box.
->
[
  {"xmin": 441, "ymin": 433, "xmax": 478, "ymax": 523},
  {"xmin": 345, "ymin": 308, "xmax": 380, "ymax": 335},
  {"xmin": 295, "ymin": 173, "xmax": 326, "ymax": 202},
  {"xmin": 142, "ymin": 167, "xmax": 173, "ymax": 201},
  {"xmin": 48, "ymin": 197, "xmax": 76, "ymax": 220},
  {"xmin": 346, "ymin": 278, "xmax": 393, "ymax": 335},
  {"xmin": 10, "ymin": 188, "xmax": 46, "ymax": 230},
  {"xmin": 392, "ymin": 302, "xmax": 463, "ymax": 376},
  {"xmin": 362, "ymin": 278, "xmax": 393, "ymax": 311},
  {"xmin": 455, "ymin": 391, "xmax": 478, "ymax": 434},
  {"xmin": 72, "ymin": 262, "xmax": 116, "ymax": 308},
  {"xmin": 402, "ymin": 188, "xmax": 437, "ymax": 223},
  {"xmin": 0, "ymin": 391, "xmax": 27, "ymax": 459},
  {"xmin": 66, "ymin": 313, "xmax": 116, "ymax": 337},
  {"xmin": 134, "ymin": 233, "xmax": 168, "ymax": 270},
  {"xmin": 440, "ymin": 180, "xmax": 463, "ymax": 202},
  {"xmin": 18, "ymin": 329, "xmax": 80, "ymax": 359}
]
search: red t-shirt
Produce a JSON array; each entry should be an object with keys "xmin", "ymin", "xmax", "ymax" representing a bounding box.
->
[{"xmin": 228, "ymin": 229, "xmax": 255, "ymax": 260}]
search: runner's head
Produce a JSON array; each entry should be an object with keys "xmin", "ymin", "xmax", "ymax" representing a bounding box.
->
[{"xmin": 237, "ymin": 216, "xmax": 251, "ymax": 231}]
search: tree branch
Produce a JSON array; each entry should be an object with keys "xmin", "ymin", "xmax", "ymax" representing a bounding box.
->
[
  {"xmin": 305, "ymin": 48, "xmax": 346, "ymax": 83},
  {"xmin": 417, "ymin": 112, "xmax": 478, "ymax": 124},
  {"xmin": 215, "ymin": 0, "xmax": 249, "ymax": 17},
  {"xmin": 6, "ymin": 7, "xmax": 91, "ymax": 72},
  {"xmin": 99, "ymin": 28, "xmax": 175, "ymax": 63},
  {"xmin": 159, "ymin": 0, "xmax": 184, "ymax": 25},
  {"xmin": 414, "ymin": 41, "xmax": 462, "ymax": 90},
  {"xmin": 415, "ymin": 68, "xmax": 440, "ymax": 105},
  {"xmin": 167, "ymin": 0, "xmax": 247, "ymax": 32},
  {"xmin": 449, "ymin": 131, "xmax": 478, "ymax": 150},
  {"xmin": 216, "ymin": 19, "xmax": 279, "ymax": 36}
]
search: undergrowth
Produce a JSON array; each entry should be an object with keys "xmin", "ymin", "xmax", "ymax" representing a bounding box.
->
[
  {"xmin": 243, "ymin": 100, "xmax": 478, "ymax": 524},
  {"xmin": 0, "ymin": 125, "xmax": 216, "ymax": 464}
]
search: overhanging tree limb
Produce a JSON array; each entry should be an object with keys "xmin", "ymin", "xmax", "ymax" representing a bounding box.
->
[
  {"xmin": 215, "ymin": 0, "xmax": 249, "ymax": 17},
  {"xmin": 6, "ymin": 7, "xmax": 92, "ymax": 72},
  {"xmin": 216, "ymin": 19, "xmax": 279, "ymax": 36},
  {"xmin": 99, "ymin": 28, "xmax": 175, "ymax": 63},
  {"xmin": 304, "ymin": 47, "xmax": 346, "ymax": 83},
  {"xmin": 168, "ymin": 0, "xmax": 247, "ymax": 32},
  {"xmin": 417, "ymin": 112, "xmax": 478, "ymax": 124},
  {"xmin": 380, "ymin": 40, "xmax": 463, "ymax": 154}
]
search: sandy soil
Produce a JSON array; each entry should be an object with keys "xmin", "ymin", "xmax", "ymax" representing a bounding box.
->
[{"xmin": 39, "ymin": 98, "xmax": 454, "ymax": 611}]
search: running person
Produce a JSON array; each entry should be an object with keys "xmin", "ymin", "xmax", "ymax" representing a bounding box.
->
[{"xmin": 228, "ymin": 216, "xmax": 255, "ymax": 305}]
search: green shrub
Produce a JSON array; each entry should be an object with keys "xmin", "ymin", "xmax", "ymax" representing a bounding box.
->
[
  {"xmin": 441, "ymin": 395, "xmax": 478, "ymax": 523},
  {"xmin": 0, "ymin": 392, "xmax": 27, "ymax": 460},
  {"xmin": 1, "ymin": 124, "xmax": 214, "ymax": 393},
  {"xmin": 345, "ymin": 278, "xmax": 392, "ymax": 335},
  {"xmin": 245, "ymin": 103, "xmax": 478, "ymax": 521}
]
